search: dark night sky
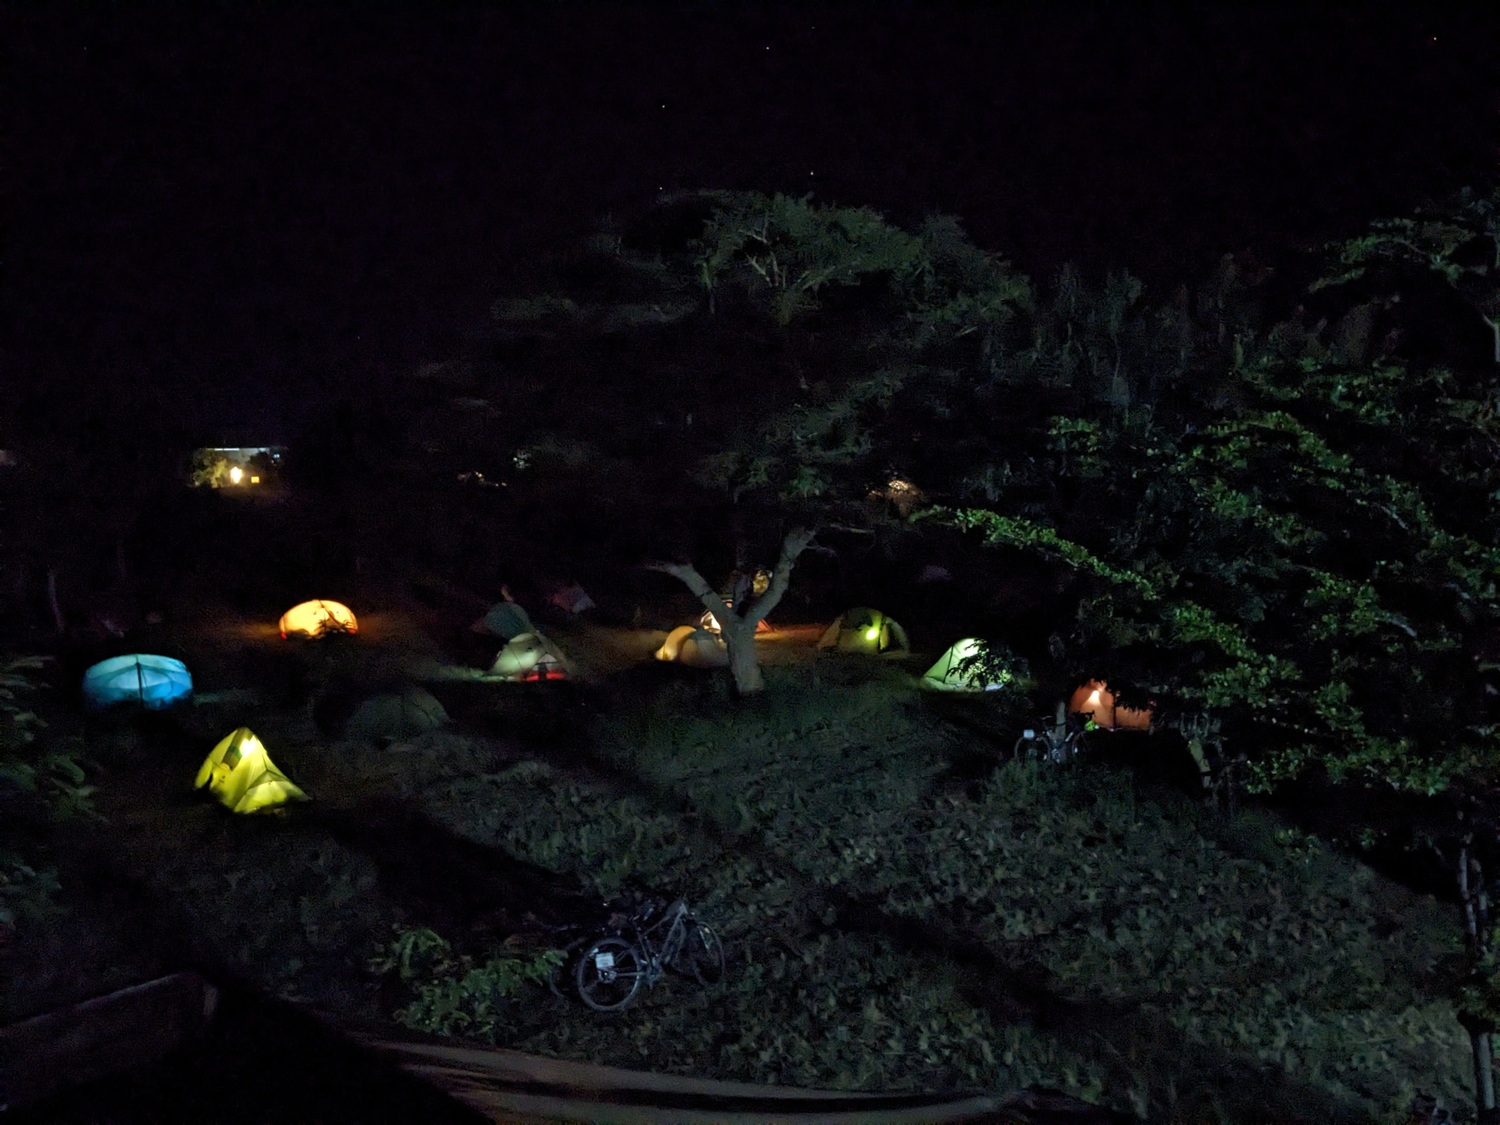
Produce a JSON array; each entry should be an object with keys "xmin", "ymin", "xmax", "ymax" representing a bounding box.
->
[{"xmin": 5, "ymin": 3, "xmax": 1498, "ymax": 437}]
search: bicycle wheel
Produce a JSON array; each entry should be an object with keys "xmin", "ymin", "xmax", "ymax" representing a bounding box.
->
[
  {"xmin": 1015, "ymin": 737, "xmax": 1048, "ymax": 763},
  {"xmin": 547, "ymin": 938, "xmax": 588, "ymax": 1001},
  {"xmin": 574, "ymin": 936, "xmax": 644, "ymax": 1011},
  {"xmin": 671, "ymin": 921, "xmax": 725, "ymax": 986}
]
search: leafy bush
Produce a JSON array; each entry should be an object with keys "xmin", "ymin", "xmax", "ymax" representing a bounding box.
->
[
  {"xmin": 0, "ymin": 657, "xmax": 93, "ymax": 931},
  {"xmin": 371, "ymin": 926, "xmax": 563, "ymax": 1041}
]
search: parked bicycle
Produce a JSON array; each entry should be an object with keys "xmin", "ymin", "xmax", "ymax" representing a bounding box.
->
[
  {"xmin": 552, "ymin": 897, "xmax": 725, "ymax": 1012},
  {"xmin": 1013, "ymin": 711, "xmax": 1092, "ymax": 764}
]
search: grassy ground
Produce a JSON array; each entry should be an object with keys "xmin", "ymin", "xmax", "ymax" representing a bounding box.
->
[{"xmin": 2, "ymin": 598, "xmax": 1476, "ymax": 1123}]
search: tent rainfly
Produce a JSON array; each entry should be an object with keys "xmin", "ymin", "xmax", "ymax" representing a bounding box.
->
[
  {"xmin": 82, "ymin": 654, "xmax": 193, "ymax": 710},
  {"xmin": 920, "ymin": 638, "xmax": 1007, "ymax": 692},
  {"xmin": 472, "ymin": 600, "xmax": 534, "ymax": 640},
  {"xmin": 547, "ymin": 584, "xmax": 596, "ymax": 616},
  {"xmin": 490, "ymin": 632, "xmax": 569, "ymax": 681},
  {"xmin": 279, "ymin": 600, "xmax": 358, "ymax": 639},
  {"xmin": 1068, "ymin": 680, "xmax": 1153, "ymax": 730},
  {"xmin": 315, "ymin": 683, "xmax": 450, "ymax": 741},
  {"xmin": 655, "ymin": 625, "xmax": 729, "ymax": 668},
  {"xmin": 195, "ymin": 727, "xmax": 309, "ymax": 813},
  {"xmin": 817, "ymin": 608, "xmax": 910, "ymax": 656}
]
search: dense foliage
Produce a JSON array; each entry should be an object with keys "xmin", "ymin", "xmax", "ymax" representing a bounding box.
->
[{"xmin": 0, "ymin": 657, "xmax": 92, "ymax": 935}]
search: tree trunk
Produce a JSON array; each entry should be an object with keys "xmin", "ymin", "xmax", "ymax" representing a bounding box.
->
[
  {"xmin": 1460, "ymin": 842, "xmax": 1497, "ymax": 1114},
  {"xmin": 46, "ymin": 567, "xmax": 66, "ymax": 636},
  {"xmin": 647, "ymin": 527, "xmax": 818, "ymax": 698},
  {"xmin": 1475, "ymin": 1029, "xmax": 1496, "ymax": 1113},
  {"xmin": 723, "ymin": 617, "xmax": 765, "ymax": 695}
]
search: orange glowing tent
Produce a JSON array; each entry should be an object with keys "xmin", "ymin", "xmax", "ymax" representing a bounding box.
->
[
  {"xmin": 1067, "ymin": 679, "xmax": 1153, "ymax": 730},
  {"xmin": 279, "ymin": 600, "xmax": 358, "ymax": 639}
]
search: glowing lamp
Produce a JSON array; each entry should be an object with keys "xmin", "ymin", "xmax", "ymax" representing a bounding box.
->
[{"xmin": 229, "ymin": 466, "xmax": 244, "ymax": 484}]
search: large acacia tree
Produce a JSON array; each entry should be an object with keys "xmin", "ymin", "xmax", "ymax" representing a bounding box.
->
[{"xmin": 642, "ymin": 193, "xmax": 1032, "ymax": 695}]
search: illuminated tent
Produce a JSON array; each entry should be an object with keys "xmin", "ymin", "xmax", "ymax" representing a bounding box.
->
[
  {"xmin": 655, "ymin": 625, "xmax": 729, "ymax": 668},
  {"xmin": 472, "ymin": 600, "xmax": 533, "ymax": 641},
  {"xmin": 1067, "ymin": 680, "xmax": 1153, "ymax": 730},
  {"xmin": 817, "ymin": 608, "xmax": 910, "ymax": 656},
  {"xmin": 279, "ymin": 600, "xmax": 358, "ymax": 639},
  {"xmin": 82, "ymin": 654, "xmax": 193, "ymax": 710},
  {"xmin": 490, "ymin": 632, "xmax": 570, "ymax": 681},
  {"xmin": 195, "ymin": 727, "xmax": 309, "ymax": 813},
  {"xmin": 921, "ymin": 638, "xmax": 1006, "ymax": 692},
  {"xmin": 700, "ymin": 603, "xmax": 772, "ymax": 635},
  {"xmin": 315, "ymin": 682, "xmax": 449, "ymax": 741}
]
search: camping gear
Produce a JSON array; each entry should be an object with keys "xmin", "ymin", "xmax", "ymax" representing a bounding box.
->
[
  {"xmin": 472, "ymin": 599, "xmax": 533, "ymax": 640},
  {"xmin": 315, "ymin": 682, "xmax": 449, "ymax": 741},
  {"xmin": 700, "ymin": 603, "xmax": 772, "ymax": 635},
  {"xmin": 921, "ymin": 638, "xmax": 1005, "ymax": 692},
  {"xmin": 81, "ymin": 654, "xmax": 192, "ymax": 710},
  {"xmin": 490, "ymin": 632, "xmax": 569, "ymax": 681},
  {"xmin": 547, "ymin": 583, "xmax": 596, "ymax": 616},
  {"xmin": 195, "ymin": 727, "xmax": 309, "ymax": 813},
  {"xmin": 1068, "ymin": 679, "xmax": 1153, "ymax": 730},
  {"xmin": 279, "ymin": 599, "xmax": 358, "ymax": 639},
  {"xmin": 816, "ymin": 608, "xmax": 910, "ymax": 656},
  {"xmin": 655, "ymin": 626, "xmax": 729, "ymax": 668}
]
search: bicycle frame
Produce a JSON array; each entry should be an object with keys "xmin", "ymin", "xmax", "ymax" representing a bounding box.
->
[
  {"xmin": 625, "ymin": 899, "xmax": 692, "ymax": 989},
  {"xmin": 564, "ymin": 895, "xmax": 723, "ymax": 1011}
]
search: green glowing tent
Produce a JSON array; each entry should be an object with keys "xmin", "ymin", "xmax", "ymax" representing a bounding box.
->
[
  {"xmin": 920, "ymin": 638, "xmax": 1007, "ymax": 692},
  {"xmin": 816, "ymin": 608, "xmax": 910, "ymax": 656}
]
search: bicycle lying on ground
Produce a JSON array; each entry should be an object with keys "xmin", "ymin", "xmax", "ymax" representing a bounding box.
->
[
  {"xmin": 1013, "ymin": 711, "xmax": 1092, "ymax": 764},
  {"xmin": 550, "ymin": 897, "xmax": 725, "ymax": 1011}
]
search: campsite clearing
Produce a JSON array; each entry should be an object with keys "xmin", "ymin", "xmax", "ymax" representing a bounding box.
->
[{"xmin": 4, "ymin": 590, "xmax": 1474, "ymax": 1123}]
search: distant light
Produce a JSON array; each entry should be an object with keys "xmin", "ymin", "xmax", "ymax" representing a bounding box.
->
[
  {"xmin": 229, "ymin": 466, "xmax": 244, "ymax": 485},
  {"xmin": 865, "ymin": 626, "xmax": 880, "ymax": 641}
]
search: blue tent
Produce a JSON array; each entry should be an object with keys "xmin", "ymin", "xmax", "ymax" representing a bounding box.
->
[{"xmin": 82, "ymin": 654, "xmax": 193, "ymax": 710}]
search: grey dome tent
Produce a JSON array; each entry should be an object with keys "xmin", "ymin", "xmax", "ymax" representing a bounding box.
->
[
  {"xmin": 315, "ymin": 682, "xmax": 450, "ymax": 741},
  {"xmin": 472, "ymin": 599, "xmax": 533, "ymax": 641},
  {"xmin": 490, "ymin": 632, "xmax": 570, "ymax": 681}
]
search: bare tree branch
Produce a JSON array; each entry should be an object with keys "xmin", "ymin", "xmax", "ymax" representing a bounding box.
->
[
  {"xmin": 644, "ymin": 560, "xmax": 725, "ymax": 619},
  {"xmin": 746, "ymin": 527, "xmax": 818, "ymax": 621}
]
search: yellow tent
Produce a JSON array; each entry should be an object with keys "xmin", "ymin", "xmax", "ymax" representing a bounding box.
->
[
  {"xmin": 195, "ymin": 727, "xmax": 310, "ymax": 813},
  {"xmin": 279, "ymin": 599, "xmax": 358, "ymax": 639},
  {"xmin": 655, "ymin": 625, "xmax": 729, "ymax": 668}
]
